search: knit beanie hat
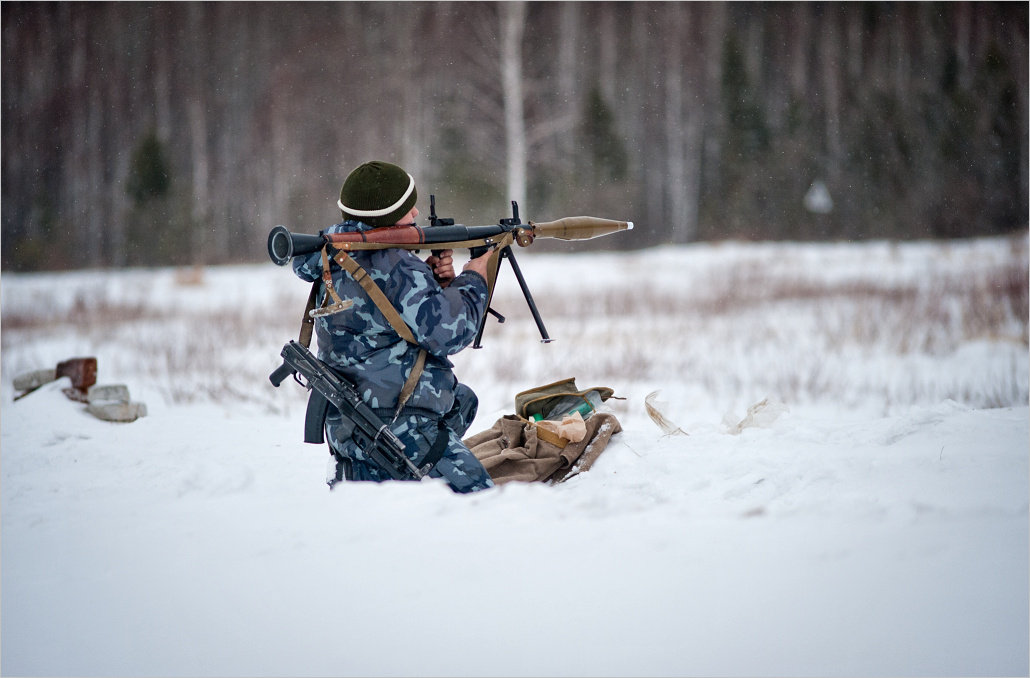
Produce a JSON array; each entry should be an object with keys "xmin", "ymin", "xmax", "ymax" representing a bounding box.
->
[{"xmin": 337, "ymin": 161, "xmax": 418, "ymax": 227}]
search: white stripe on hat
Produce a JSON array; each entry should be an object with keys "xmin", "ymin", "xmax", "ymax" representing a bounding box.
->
[{"xmin": 338, "ymin": 173, "xmax": 415, "ymax": 217}]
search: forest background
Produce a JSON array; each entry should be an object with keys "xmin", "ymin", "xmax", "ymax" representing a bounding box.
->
[{"xmin": 2, "ymin": 1, "xmax": 1028, "ymax": 271}]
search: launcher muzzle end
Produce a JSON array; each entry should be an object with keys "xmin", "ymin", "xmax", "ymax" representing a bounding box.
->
[{"xmin": 267, "ymin": 226, "xmax": 328, "ymax": 265}]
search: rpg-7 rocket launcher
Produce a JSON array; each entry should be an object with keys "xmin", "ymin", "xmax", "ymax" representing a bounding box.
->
[{"xmin": 267, "ymin": 198, "xmax": 633, "ymax": 347}]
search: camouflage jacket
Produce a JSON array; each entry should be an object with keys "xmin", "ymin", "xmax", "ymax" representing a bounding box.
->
[{"xmin": 292, "ymin": 220, "xmax": 488, "ymax": 416}]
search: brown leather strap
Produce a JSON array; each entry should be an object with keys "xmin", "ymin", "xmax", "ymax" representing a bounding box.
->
[
  {"xmin": 319, "ymin": 247, "xmax": 350, "ymax": 309},
  {"xmin": 299, "ymin": 281, "xmax": 318, "ymax": 347},
  {"xmin": 394, "ymin": 347, "xmax": 428, "ymax": 420}
]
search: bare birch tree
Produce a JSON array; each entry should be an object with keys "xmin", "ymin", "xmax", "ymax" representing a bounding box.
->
[{"xmin": 500, "ymin": 1, "xmax": 528, "ymax": 211}]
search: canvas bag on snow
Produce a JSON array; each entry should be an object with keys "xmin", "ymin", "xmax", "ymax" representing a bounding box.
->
[{"xmin": 463, "ymin": 378, "xmax": 622, "ymax": 485}]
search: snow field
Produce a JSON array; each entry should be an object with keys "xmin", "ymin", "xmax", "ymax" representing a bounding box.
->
[{"xmin": 2, "ymin": 235, "xmax": 1027, "ymax": 676}]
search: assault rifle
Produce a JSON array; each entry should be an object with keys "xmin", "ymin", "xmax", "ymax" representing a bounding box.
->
[
  {"xmin": 267, "ymin": 199, "xmax": 633, "ymax": 347},
  {"xmin": 269, "ymin": 340, "xmax": 429, "ymax": 480}
]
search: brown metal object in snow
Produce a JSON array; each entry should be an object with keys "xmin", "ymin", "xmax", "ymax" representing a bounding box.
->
[
  {"xmin": 13, "ymin": 357, "xmax": 97, "ymax": 401},
  {"xmin": 56, "ymin": 357, "xmax": 98, "ymax": 401}
]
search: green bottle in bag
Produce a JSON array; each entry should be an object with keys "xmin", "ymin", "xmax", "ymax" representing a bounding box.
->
[{"xmin": 546, "ymin": 391, "xmax": 603, "ymax": 420}]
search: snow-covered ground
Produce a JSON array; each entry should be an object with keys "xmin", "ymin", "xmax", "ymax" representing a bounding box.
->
[{"xmin": 2, "ymin": 235, "xmax": 1028, "ymax": 677}]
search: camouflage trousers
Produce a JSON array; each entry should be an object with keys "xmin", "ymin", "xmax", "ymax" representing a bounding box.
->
[{"xmin": 325, "ymin": 383, "xmax": 494, "ymax": 494}]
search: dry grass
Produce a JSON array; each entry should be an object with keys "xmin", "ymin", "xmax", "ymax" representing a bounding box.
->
[
  {"xmin": 469, "ymin": 237, "xmax": 1029, "ymax": 411},
  {"xmin": 531, "ymin": 259, "xmax": 1028, "ymax": 351},
  {"xmin": 2, "ymin": 239, "xmax": 1027, "ymax": 413}
]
